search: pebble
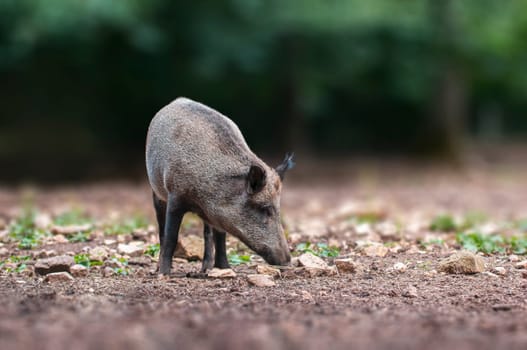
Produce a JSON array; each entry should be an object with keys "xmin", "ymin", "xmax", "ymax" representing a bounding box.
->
[
  {"xmin": 247, "ymin": 274, "xmax": 276, "ymax": 287},
  {"xmin": 70, "ymin": 264, "xmax": 88, "ymax": 277},
  {"xmin": 103, "ymin": 266, "xmax": 116, "ymax": 277},
  {"xmin": 89, "ymin": 246, "xmax": 109, "ymax": 262},
  {"xmin": 207, "ymin": 268, "xmax": 236, "ymax": 278},
  {"xmin": 34, "ymin": 255, "xmax": 74, "ymax": 275},
  {"xmin": 493, "ymin": 266, "xmax": 506, "ymax": 275},
  {"xmin": 515, "ymin": 260, "xmax": 527, "ymax": 269},
  {"xmin": 362, "ymin": 244, "xmax": 389, "ymax": 257},
  {"xmin": 393, "ymin": 262, "xmax": 407, "ymax": 273},
  {"xmin": 297, "ymin": 253, "xmax": 328, "ymax": 269},
  {"xmin": 334, "ymin": 258, "xmax": 359, "ymax": 274},
  {"xmin": 402, "ymin": 286, "xmax": 418, "ymax": 298},
  {"xmin": 438, "ymin": 251, "xmax": 485, "ymax": 274},
  {"xmin": 256, "ymin": 265, "xmax": 281, "ymax": 277},
  {"xmin": 44, "ymin": 272, "xmax": 74, "ymax": 283},
  {"xmin": 0, "ymin": 247, "xmax": 9, "ymax": 257},
  {"xmin": 117, "ymin": 242, "xmax": 144, "ymax": 257}
]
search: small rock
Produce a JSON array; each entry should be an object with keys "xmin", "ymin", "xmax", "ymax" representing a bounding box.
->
[
  {"xmin": 128, "ymin": 256, "xmax": 151, "ymax": 266},
  {"xmin": 0, "ymin": 229, "xmax": 8, "ymax": 242},
  {"xmin": 301, "ymin": 290, "xmax": 314, "ymax": 302},
  {"xmin": 51, "ymin": 224, "xmax": 92, "ymax": 235},
  {"xmin": 103, "ymin": 266, "xmax": 116, "ymax": 277},
  {"xmin": 438, "ymin": 251, "xmax": 485, "ymax": 274},
  {"xmin": 355, "ymin": 223, "xmax": 373, "ymax": 236},
  {"xmin": 492, "ymin": 304, "xmax": 516, "ymax": 311},
  {"xmin": 297, "ymin": 253, "xmax": 328, "ymax": 269},
  {"xmin": 70, "ymin": 264, "xmax": 88, "ymax": 277},
  {"xmin": 508, "ymin": 254, "xmax": 520, "ymax": 262},
  {"xmin": 207, "ymin": 268, "xmax": 236, "ymax": 278},
  {"xmin": 247, "ymin": 274, "xmax": 276, "ymax": 287},
  {"xmin": 482, "ymin": 271, "xmax": 499, "ymax": 278},
  {"xmin": 334, "ymin": 258, "xmax": 359, "ymax": 274},
  {"xmin": 117, "ymin": 242, "xmax": 144, "ymax": 257},
  {"xmin": 515, "ymin": 260, "xmax": 527, "ymax": 269},
  {"xmin": 34, "ymin": 255, "xmax": 74, "ymax": 275},
  {"xmin": 89, "ymin": 246, "xmax": 109, "ymax": 262},
  {"xmin": 35, "ymin": 214, "xmax": 52, "ymax": 229},
  {"xmin": 104, "ymin": 239, "xmax": 117, "ymax": 245},
  {"xmin": 376, "ymin": 221, "xmax": 399, "ymax": 239},
  {"xmin": 493, "ymin": 266, "xmax": 506, "ymax": 275},
  {"xmin": 53, "ymin": 234, "xmax": 69, "ymax": 244},
  {"xmin": 402, "ymin": 286, "xmax": 418, "ymax": 298},
  {"xmin": 0, "ymin": 247, "xmax": 9, "ymax": 257},
  {"xmin": 290, "ymin": 257, "xmax": 300, "ymax": 267},
  {"xmin": 132, "ymin": 229, "xmax": 149, "ymax": 240},
  {"xmin": 44, "ymin": 272, "xmax": 74, "ymax": 283},
  {"xmin": 175, "ymin": 235, "xmax": 204, "ymax": 261},
  {"xmin": 393, "ymin": 262, "xmax": 407, "ymax": 273},
  {"xmin": 362, "ymin": 244, "xmax": 389, "ymax": 257},
  {"xmin": 256, "ymin": 265, "xmax": 281, "ymax": 277}
]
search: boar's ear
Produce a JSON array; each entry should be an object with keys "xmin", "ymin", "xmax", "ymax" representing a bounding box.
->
[
  {"xmin": 247, "ymin": 164, "xmax": 267, "ymax": 194},
  {"xmin": 276, "ymin": 152, "xmax": 295, "ymax": 180}
]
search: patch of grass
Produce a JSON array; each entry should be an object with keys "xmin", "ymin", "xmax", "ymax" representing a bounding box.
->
[
  {"xmin": 509, "ymin": 236, "xmax": 527, "ymax": 254},
  {"xmin": 228, "ymin": 253, "xmax": 251, "ymax": 266},
  {"xmin": 460, "ymin": 212, "xmax": 487, "ymax": 230},
  {"xmin": 517, "ymin": 219, "xmax": 527, "ymax": 232},
  {"xmin": 74, "ymin": 254, "xmax": 91, "ymax": 267},
  {"xmin": 104, "ymin": 215, "xmax": 149, "ymax": 235},
  {"xmin": 348, "ymin": 212, "xmax": 384, "ymax": 224},
  {"xmin": 68, "ymin": 231, "xmax": 91, "ymax": 243},
  {"xmin": 294, "ymin": 242, "xmax": 340, "ymax": 258},
  {"xmin": 0, "ymin": 255, "xmax": 31, "ymax": 273},
  {"xmin": 419, "ymin": 238, "xmax": 445, "ymax": 249},
  {"xmin": 430, "ymin": 215, "xmax": 457, "ymax": 232},
  {"xmin": 74, "ymin": 253, "xmax": 103, "ymax": 268},
  {"xmin": 144, "ymin": 244, "xmax": 160, "ymax": 257},
  {"xmin": 110, "ymin": 257, "xmax": 130, "ymax": 275},
  {"xmin": 456, "ymin": 232, "xmax": 527, "ymax": 255},
  {"xmin": 8, "ymin": 207, "xmax": 50, "ymax": 249},
  {"xmin": 53, "ymin": 209, "xmax": 92, "ymax": 226}
]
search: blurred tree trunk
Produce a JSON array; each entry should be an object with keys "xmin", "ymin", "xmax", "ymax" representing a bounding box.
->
[{"xmin": 425, "ymin": 0, "xmax": 468, "ymax": 160}]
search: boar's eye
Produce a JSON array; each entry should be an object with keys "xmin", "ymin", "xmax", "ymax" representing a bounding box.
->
[{"xmin": 260, "ymin": 205, "xmax": 274, "ymax": 217}]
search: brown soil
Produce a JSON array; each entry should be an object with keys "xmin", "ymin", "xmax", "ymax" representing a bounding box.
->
[{"xmin": 1, "ymin": 159, "xmax": 527, "ymax": 350}]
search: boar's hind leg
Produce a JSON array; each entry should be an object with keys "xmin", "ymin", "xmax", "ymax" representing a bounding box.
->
[
  {"xmin": 213, "ymin": 230, "xmax": 230, "ymax": 269},
  {"xmin": 152, "ymin": 192, "xmax": 166, "ymax": 246},
  {"xmin": 159, "ymin": 195, "xmax": 186, "ymax": 275},
  {"xmin": 201, "ymin": 223, "xmax": 215, "ymax": 273}
]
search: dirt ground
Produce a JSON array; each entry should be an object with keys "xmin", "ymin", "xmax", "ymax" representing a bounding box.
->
[{"xmin": 1, "ymin": 157, "xmax": 527, "ymax": 350}]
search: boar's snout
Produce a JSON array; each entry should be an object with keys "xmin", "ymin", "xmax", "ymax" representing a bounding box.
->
[{"xmin": 259, "ymin": 239, "xmax": 291, "ymax": 266}]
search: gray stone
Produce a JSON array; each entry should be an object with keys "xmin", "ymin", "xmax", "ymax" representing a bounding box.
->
[{"xmin": 34, "ymin": 255, "xmax": 74, "ymax": 275}]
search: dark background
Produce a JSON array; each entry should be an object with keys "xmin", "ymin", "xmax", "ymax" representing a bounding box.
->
[{"xmin": 1, "ymin": 0, "xmax": 527, "ymax": 182}]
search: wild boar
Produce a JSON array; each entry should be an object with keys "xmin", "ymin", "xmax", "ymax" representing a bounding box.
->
[{"xmin": 146, "ymin": 97, "xmax": 294, "ymax": 275}]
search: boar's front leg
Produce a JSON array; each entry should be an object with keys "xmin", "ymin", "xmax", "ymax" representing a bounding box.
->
[
  {"xmin": 213, "ymin": 230, "xmax": 230, "ymax": 269},
  {"xmin": 159, "ymin": 195, "xmax": 185, "ymax": 275},
  {"xmin": 200, "ymin": 223, "xmax": 214, "ymax": 273}
]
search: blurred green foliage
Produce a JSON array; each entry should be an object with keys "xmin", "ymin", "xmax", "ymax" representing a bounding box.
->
[{"xmin": 1, "ymin": 0, "xmax": 527, "ymax": 179}]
